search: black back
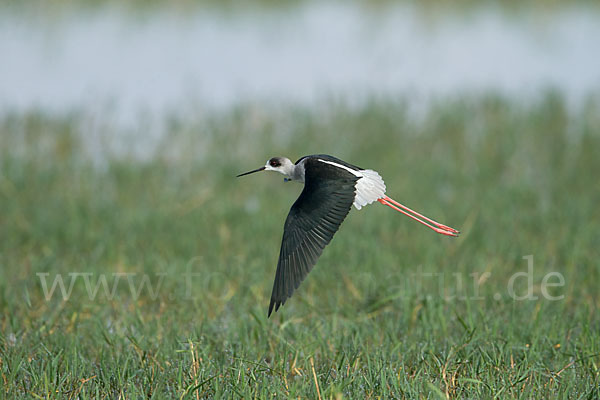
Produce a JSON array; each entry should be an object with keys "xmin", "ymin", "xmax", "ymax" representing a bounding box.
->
[
  {"xmin": 295, "ymin": 154, "xmax": 363, "ymax": 171},
  {"xmin": 268, "ymin": 157, "xmax": 359, "ymax": 316}
]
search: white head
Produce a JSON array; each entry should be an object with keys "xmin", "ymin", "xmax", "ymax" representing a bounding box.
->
[
  {"xmin": 237, "ymin": 156, "xmax": 297, "ymax": 180},
  {"xmin": 264, "ymin": 157, "xmax": 295, "ymax": 176}
]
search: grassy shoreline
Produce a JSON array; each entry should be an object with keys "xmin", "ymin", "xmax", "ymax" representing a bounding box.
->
[{"xmin": 1, "ymin": 94, "xmax": 599, "ymax": 397}]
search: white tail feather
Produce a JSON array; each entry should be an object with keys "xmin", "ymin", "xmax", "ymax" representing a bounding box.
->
[{"xmin": 353, "ymin": 169, "xmax": 386, "ymax": 210}]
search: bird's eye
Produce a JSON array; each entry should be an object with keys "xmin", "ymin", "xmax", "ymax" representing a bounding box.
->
[{"xmin": 269, "ymin": 159, "xmax": 281, "ymax": 167}]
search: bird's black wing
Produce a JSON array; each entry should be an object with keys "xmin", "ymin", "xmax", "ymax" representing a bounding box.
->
[{"xmin": 268, "ymin": 159, "xmax": 359, "ymax": 316}]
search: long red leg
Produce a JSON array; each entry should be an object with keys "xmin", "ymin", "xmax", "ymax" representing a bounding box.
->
[
  {"xmin": 377, "ymin": 196, "xmax": 459, "ymax": 237},
  {"xmin": 383, "ymin": 196, "xmax": 460, "ymax": 234}
]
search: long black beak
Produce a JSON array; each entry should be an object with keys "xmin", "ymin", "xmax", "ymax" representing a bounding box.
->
[{"xmin": 236, "ymin": 166, "xmax": 266, "ymax": 177}]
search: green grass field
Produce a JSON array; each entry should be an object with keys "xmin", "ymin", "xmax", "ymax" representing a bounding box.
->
[{"xmin": 1, "ymin": 94, "xmax": 599, "ymax": 398}]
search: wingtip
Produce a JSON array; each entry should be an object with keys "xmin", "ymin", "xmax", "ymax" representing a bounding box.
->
[
  {"xmin": 267, "ymin": 299, "xmax": 283, "ymax": 318},
  {"xmin": 268, "ymin": 301, "xmax": 274, "ymax": 318}
]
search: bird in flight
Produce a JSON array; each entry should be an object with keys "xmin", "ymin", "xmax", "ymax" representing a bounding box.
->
[{"xmin": 237, "ymin": 154, "xmax": 459, "ymax": 317}]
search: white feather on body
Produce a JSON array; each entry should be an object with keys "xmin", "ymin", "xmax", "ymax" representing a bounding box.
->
[
  {"xmin": 316, "ymin": 159, "xmax": 386, "ymax": 210},
  {"xmin": 353, "ymin": 169, "xmax": 386, "ymax": 209}
]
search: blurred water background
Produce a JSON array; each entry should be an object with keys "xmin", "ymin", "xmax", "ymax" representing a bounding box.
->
[{"xmin": 1, "ymin": 1, "xmax": 599, "ymax": 125}]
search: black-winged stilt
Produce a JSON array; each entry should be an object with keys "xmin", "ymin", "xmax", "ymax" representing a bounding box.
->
[{"xmin": 237, "ymin": 154, "xmax": 459, "ymax": 316}]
